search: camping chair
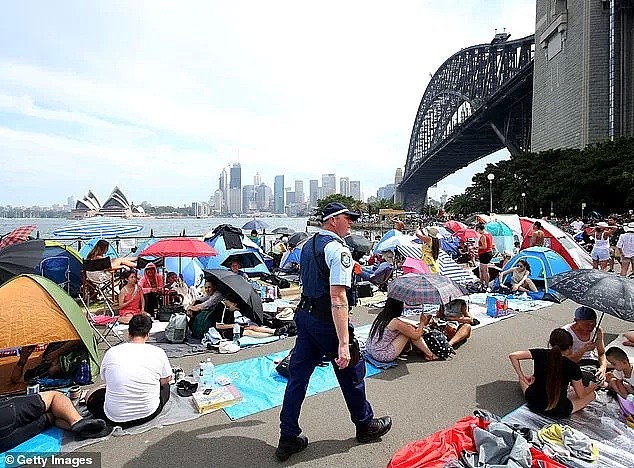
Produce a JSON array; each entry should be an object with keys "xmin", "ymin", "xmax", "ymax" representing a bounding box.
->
[
  {"xmin": 77, "ymin": 290, "xmax": 124, "ymax": 348},
  {"xmin": 39, "ymin": 256, "xmax": 71, "ymax": 294},
  {"xmin": 81, "ymin": 264, "xmax": 118, "ymax": 309}
]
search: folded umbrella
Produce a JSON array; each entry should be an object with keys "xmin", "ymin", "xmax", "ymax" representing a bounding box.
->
[
  {"xmin": 550, "ymin": 269, "xmax": 634, "ymax": 322},
  {"xmin": 387, "ymin": 273, "xmax": 468, "ymax": 306},
  {"xmin": 203, "ymin": 269, "xmax": 263, "ymax": 325}
]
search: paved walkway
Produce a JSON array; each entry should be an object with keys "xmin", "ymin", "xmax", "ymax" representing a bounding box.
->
[{"xmin": 89, "ymin": 300, "xmax": 628, "ymax": 467}]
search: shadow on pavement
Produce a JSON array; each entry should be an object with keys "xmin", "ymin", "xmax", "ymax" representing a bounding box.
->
[{"xmin": 475, "ymin": 380, "xmax": 525, "ymax": 417}]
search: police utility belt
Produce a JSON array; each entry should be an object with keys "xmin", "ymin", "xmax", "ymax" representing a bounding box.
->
[{"xmin": 298, "ymin": 295, "xmax": 333, "ymax": 322}]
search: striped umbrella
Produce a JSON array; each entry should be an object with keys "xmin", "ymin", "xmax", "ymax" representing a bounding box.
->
[
  {"xmin": 0, "ymin": 225, "xmax": 37, "ymax": 249},
  {"xmin": 396, "ymin": 245, "xmax": 478, "ymax": 285},
  {"xmin": 52, "ymin": 217, "xmax": 143, "ymax": 238},
  {"xmin": 388, "ymin": 273, "xmax": 468, "ymax": 306}
]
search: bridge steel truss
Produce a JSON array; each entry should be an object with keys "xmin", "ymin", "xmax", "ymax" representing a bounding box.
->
[{"xmin": 400, "ymin": 35, "xmax": 535, "ymax": 209}]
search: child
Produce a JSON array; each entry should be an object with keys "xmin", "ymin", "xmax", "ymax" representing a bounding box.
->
[{"xmin": 606, "ymin": 346, "xmax": 634, "ymax": 399}]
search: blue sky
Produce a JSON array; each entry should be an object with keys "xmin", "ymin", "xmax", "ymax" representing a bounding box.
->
[{"xmin": 0, "ymin": 1, "xmax": 535, "ymax": 207}]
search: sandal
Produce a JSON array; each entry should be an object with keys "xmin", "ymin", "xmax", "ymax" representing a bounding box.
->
[{"xmin": 424, "ymin": 354, "xmax": 439, "ymax": 361}]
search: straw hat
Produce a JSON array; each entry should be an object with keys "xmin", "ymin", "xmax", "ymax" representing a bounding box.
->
[
  {"xmin": 275, "ymin": 307, "xmax": 295, "ymax": 321},
  {"xmin": 422, "ymin": 226, "xmax": 443, "ymax": 239}
]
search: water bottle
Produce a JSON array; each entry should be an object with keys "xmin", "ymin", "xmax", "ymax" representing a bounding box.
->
[
  {"xmin": 75, "ymin": 359, "xmax": 91, "ymax": 385},
  {"xmin": 198, "ymin": 361, "xmax": 205, "ymax": 385},
  {"xmin": 204, "ymin": 358, "xmax": 215, "ymax": 390},
  {"xmin": 233, "ymin": 323, "xmax": 241, "ymax": 345},
  {"xmin": 627, "ymin": 394, "xmax": 634, "ymax": 402}
]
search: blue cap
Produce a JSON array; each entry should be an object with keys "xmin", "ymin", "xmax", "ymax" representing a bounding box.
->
[
  {"xmin": 322, "ymin": 202, "xmax": 360, "ymax": 221},
  {"xmin": 574, "ymin": 306, "xmax": 597, "ymax": 321}
]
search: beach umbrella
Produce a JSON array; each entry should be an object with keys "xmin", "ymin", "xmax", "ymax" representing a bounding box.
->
[
  {"xmin": 272, "ymin": 227, "xmax": 295, "ymax": 235},
  {"xmin": 287, "ymin": 232, "xmax": 309, "ymax": 247},
  {"xmin": 242, "ymin": 219, "xmax": 269, "ymax": 231},
  {"xmin": 401, "ymin": 257, "xmax": 431, "ymax": 275},
  {"xmin": 0, "ymin": 240, "xmax": 47, "ymax": 284},
  {"xmin": 52, "ymin": 217, "xmax": 143, "ymax": 238},
  {"xmin": 550, "ymin": 269, "xmax": 634, "ymax": 322},
  {"xmin": 344, "ymin": 234, "xmax": 372, "ymax": 255},
  {"xmin": 204, "ymin": 269, "xmax": 263, "ymax": 325},
  {"xmin": 0, "ymin": 225, "xmax": 36, "ymax": 249},
  {"xmin": 138, "ymin": 237, "xmax": 217, "ymax": 258},
  {"xmin": 387, "ymin": 273, "xmax": 468, "ymax": 306},
  {"xmin": 444, "ymin": 220, "xmax": 467, "ymax": 233}
]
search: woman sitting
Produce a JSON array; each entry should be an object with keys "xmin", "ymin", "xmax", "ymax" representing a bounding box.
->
[
  {"xmin": 508, "ymin": 328, "xmax": 596, "ymax": 417},
  {"xmin": 214, "ymin": 297, "xmax": 287, "ymax": 339},
  {"xmin": 139, "ymin": 262, "xmax": 164, "ymax": 316},
  {"xmin": 499, "ymin": 259, "xmax": 538, "ymax": 292},
  {"xmin": 366, "ymin": 298, "xmax": 437, "ymax": 362},
  {"xmin": 118, "ymin": 270, "xmax": 145, "ymax": 324},
  {"xmin": 84, "ymin": 240, "xmax": 137, "ymax": 285}
]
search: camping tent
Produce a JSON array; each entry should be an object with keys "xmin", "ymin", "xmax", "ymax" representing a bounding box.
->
[
  {"xmin": 202, "ymin": 224, "xmax": 270, "ymax": 275},
  {"xmin": 485, "ymin": 220, "xmax": 515, "ymax": 256},
  {"xmin": 518, "ymin": 217, "xmax": 592, "ymax": 269},
  {"xmin": 0, "ymin": 275, "xmax": 99, "ymax": 395},
  {"xmin": 504, "ymin": 247, "xmax": 571, "ymax": 292}
]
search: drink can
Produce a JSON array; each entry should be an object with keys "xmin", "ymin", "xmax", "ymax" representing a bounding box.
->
[{"xmin": 26, "ymin": 381, "xmax": 40, "ymax": 395}]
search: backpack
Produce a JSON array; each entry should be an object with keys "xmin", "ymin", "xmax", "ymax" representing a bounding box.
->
[
  {"xmin": 276, "ymin": 349, "xmax": 293, "ymax": 378},
  {"xmin": 423, "ymin": 330, "xmax": 454, "ymax": 360},
  {"xmin": 190, "ymin": 308, "xmax": 218, "ymax": 339},
  {"xmin": 165, "ymin": 313, "xmax": 188, "ymax": 343}
]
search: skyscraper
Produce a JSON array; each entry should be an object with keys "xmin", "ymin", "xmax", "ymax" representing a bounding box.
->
[
  {"xmin": 219, "ymin": 167, "xmax": 228, "ymax": 214},
  {"xmin": 229, "ymin": 163, "xmax": 241, "ymax": 189},
  {"xmin": 350, "ymin": 181, "xmax": 361, "ymax": 200},
  {"xmin": 294, "ymin": 180, "xmax": 304, "ymax": 203},
  {"xmin": 274, "ymin": 175, "xmax": 285, "ymax": 214},
  {"xmin": 309, "ymin": 179, "xmax": 319, "ymax": 207},
  {"xmin": 242, "ymin": 185, "xmax": 256, "ymax": 213},
  {"xmin": 253, "ymin": 172, "xmax": 261, "ymax": 186},
  {"xmin": 322, "ymin": 174, "xmax": 336, "ymax": 197},
  {"xmin": 339, "ymin": 177, "xmax": 350, "ymax": 196},
  {"xmin": 394, "ymin": 168, "xmax": 403, "ymax": 184},
  {"xmin": 255, "ymin": 183, "xmax": 272, "ymax": 211}
]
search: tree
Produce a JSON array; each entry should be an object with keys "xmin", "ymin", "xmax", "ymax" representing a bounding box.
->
[{"xmin": 314, "ymin": 194, "xmax": 365, "ymax": 216}]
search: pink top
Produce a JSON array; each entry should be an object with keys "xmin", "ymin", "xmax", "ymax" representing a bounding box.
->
[
  {"xmin": 120, "ymin": 284, "xmax": 143, "ymax": 317},
  {"xmin": 139, "ymin": 270, "xmax": 165, "ymax": 294}
]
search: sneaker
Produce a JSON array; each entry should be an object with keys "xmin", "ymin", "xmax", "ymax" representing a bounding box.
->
[
  {"xmin": 275, "ymin": 435, "xmax": 308, "ymax": 461},
  {"xmin": 356, "ymin": 416, "xmax": 392, "ymax": 443}
]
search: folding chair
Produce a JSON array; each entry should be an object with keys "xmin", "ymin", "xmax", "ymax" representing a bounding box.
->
[
  {"xmin": 78, "ymin": 291, "xmax": 124, "ymax": 348},
  {"xmin": 39, "ymin": 256, "xmax": 71, "ymax": 294}
]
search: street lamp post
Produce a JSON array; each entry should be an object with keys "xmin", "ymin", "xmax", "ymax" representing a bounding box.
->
[
  {"xmin": 521, "ymin": 192, "xmax": 526, "ymax": 216},
  {"xmin": 487, "ymin": 173, "xmax": 495, "ymax": 214}
]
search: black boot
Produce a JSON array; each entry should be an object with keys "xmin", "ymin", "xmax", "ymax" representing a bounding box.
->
[
  {"xmin": 275, "ymin": 434, "xmax": 308, "ymax": 461},
  {"xmin": 356, "ymin": 416, "xmax": 392, "ymax": 443}
]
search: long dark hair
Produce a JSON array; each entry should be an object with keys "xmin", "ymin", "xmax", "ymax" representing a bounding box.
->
[
  {"xmin": 430, "ymin": 237, "xmax": 440, "ymax": 260},
  {"xmin": 369, "ymin": 298, "xmax": 404, "ymax": 342},
  {"xmin": 545, "ymin": 328, "xmax": 573, "ymax": 411},
  {"xmin": 86, "ymin": 239, "xmax": 109, "ymax": 260}
]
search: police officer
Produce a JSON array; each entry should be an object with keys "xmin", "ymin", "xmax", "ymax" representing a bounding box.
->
[{"xmin": 276, "ymin": 202, "xmax": 392, "ymax": 462}]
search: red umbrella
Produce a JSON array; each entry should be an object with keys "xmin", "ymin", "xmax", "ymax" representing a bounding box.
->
[
  {"xmin": 0, "ymin": 225, "xmax": 37, "ymax": 249},
  {"xmin": 453, "ymin": 228, "xmax": 480, "ymax": 243},
  {"xmin": 444, "ymin": 220, "xmax": 467, "ymax": 233},
  {"xmin": 138, "ymin": 237, "xmax": 217, "ymax": 258}
]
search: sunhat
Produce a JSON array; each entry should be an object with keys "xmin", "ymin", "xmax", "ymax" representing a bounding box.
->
[
  {"xmin": 422, "ymin": 226, "xmax": 443, "ymax": 239},
  {"xmin": 275, "ymin": 307, "xmax": 295, "ymax": 321},
  {"xmin": 322, "ymin": 202, "xmax": 360, "ymax": 221}
]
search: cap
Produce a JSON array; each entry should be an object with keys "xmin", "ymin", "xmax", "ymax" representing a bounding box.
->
[
  {"xmin": 625, "ymin": 222, "xmax": 634, "ymax": 233},
  {"xmin": 574, "ymin": 306, "xmax": 597, "ymax": 321},
  {"xmin": 322, "ymin": 202, "xmax": 360, "ymax": 221},
  {"xmin": 596, "ymin": 221, "xmax": 609, "ymax": 228}
]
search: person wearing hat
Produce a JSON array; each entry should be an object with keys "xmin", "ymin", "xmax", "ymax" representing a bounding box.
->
[
  {"xmin": 562, "ymin": 306, "xmax": 607, "ymax": 385},
  {"xmin": 590, "ymin": 222, "xmax": 611, "ymax": 271},
  {"xmin": 276, "ymin": 202, "xmax": 391, "ymax": 461},
  {"xmin": 617, "ymin": 222, "xmax": 634, "ymax": 278},
  {"xmin": 415, "ymin": 225, "xmax": 442, "ymax": 274}
]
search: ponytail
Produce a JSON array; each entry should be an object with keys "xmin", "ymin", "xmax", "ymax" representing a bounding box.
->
[{"xmin": 545, "ymin": 328, "xmax": 573, "ymax": 411}]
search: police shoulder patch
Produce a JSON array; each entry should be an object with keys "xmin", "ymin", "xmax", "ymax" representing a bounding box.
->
[{"xmin": 341, "ymin": 251, "xmax": 351, "ymax": 268}]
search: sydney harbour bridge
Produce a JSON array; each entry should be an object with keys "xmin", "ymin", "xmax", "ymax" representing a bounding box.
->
[{"xmin": 399, "ymin": 32, "xmax": 535, "ymax": 210}]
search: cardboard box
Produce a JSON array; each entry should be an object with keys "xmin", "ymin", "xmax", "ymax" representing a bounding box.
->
[{"xmin": 192, "ymin": 385, "xmax": 242, "ymax": 414}]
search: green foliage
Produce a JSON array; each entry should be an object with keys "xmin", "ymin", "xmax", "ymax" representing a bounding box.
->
[
  {"xmin": 443, "ymin": 137, "xmax": 634, "ymax": 216},
  {"xmin": 314, "ymin": 194, "xmax": 365, "ymax": 217},
  {"xmin": 367, "ymin": 198, "xmax": 403, "ymax": 215}
]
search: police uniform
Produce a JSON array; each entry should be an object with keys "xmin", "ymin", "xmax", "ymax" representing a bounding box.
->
[{"xmin": 279, "ymin": 228, "xmax": 374, "ymax": 440}]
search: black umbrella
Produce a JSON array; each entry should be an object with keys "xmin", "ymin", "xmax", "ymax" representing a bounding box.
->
[
  {"xmin": 221, "ymin": 253, "xmax": 265, "ymax": 270},
  {"xmin": 287, "ymin": 232, "xmax": 309, "ymax": 247},
  {"xmin": 550, "ymin": 269, "xmax": 634, "ymax": 323},
  {"xmin": 345, "ymin": 234, "xmax": 373, "ymax": 255},
  {"xmin": 0, "ymin": 240, "xmax": 46, "ymax": 285},
  {"xmin": 203, "ymin": 269, "xmax": 263, "ymax": 325},
  {"xmin": 272, "ymin": 227, "xmax": 295, "ymax": 235}
]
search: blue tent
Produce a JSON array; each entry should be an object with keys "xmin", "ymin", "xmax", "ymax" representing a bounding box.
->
[
  {"xmin": 79, "ymin": 238, "xmax": 119, "ymax": 259},
  {"xmin": 504, "ymin": 247, "xmax": 571, "ymax": 292},
  {"xmin": 485, "ymin": 220, "xmax": 515, "ymax": 257},
  {"xmin": 163, "ymin": 257, "xmax": 205, "ymax": 288},
  {"xmin": 202, "ymin": 225, "xmax": 270, "ymax": 276}
]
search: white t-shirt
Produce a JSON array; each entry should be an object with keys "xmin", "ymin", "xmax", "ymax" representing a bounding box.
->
[
  {"xmin": 612, "ymin": 362, "xmax": 634, "ymax": 387},
  {"xmin": 101, "ymin": 342, "xmax": 172, "ymax": 422},
  {"xmin": 571, "ymin": 220, "xmax": 584, "ymax": 232},
  {"xmin": 617, "ymin": 233, "xmax": 634, "ymax": 258}
]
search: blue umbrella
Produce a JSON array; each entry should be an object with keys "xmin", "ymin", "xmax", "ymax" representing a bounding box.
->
[
  {"xmin": 242, "ymin": 219, "xmax": 269, "ymax": 231},
  {"xmin": 78, "ymin": 238, "xmax": 119, "ymax": 259},
  {"xmin": 52, "ymin": 217, "xmax": 143, "ymax": 238}
]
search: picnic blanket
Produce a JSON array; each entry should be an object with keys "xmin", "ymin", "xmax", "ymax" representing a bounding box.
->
[{"xmin": 503, "ymin": 397, "xmax": 634, "ymax": 468}]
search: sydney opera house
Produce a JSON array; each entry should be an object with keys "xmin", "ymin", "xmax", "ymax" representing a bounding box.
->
[{"xmin": 70, "ymin": 187, "xmax": 146, "ymax": 219}]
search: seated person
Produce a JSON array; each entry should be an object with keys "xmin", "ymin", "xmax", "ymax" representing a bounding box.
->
[
  {"xmin": 366, "ymin": 297, "xmax": 437, "ymax": 362},
  {"xmin": 118, "ymin": 269, "xmax": 145, "ymax": 324},
  {"xmin": 186, "ymin": 279, "xmax": 223, "ymax": 320},
  {"xmin": 215, "ymin": 297, "xmax": 287, "ymax": 339},
  {"xmin": 0, "ymin": 391, "xmax": 111, "ymax": 452},
  {"xmin": 84, "ymin": 239, "xmax": 137, "ymax": 284},
  {"xmin": 139, "ymin": 262, "xmax": 164, "ymax": 316},
  {"xmin": 508, "ymin": 328, "xmax": 596, "ymax": 417},
  {"xmin": 228, "ymin": 259, "xmax": 250, "ymax": 280},
  {"xmin": 165, "ymin": 271, "xmax": 199, "ymax": 308},
  {"xmin": 247, "ymin": 229, "xmax": 261, "ymax": 247},
  {"xmin": 498, "ymin": 260, "xmax": 537, "ymax": 292},
  {"xmin": 605, "ymin": 346, "xmax": 633, "ymax": 399},
  {"xmin": 86, "ymin": 314, "xmax": 172, "ymax": 428},
  {"xmin": 423, "ymin": 298, "xmax": 474, "ymax": 348},
  {"xmin": 487, "ymin": 251, "xmax": 513, "ymax": 282},
  {"xmin": 270, "ymin": 237, "xmax": 288, "ymax": 268},
  {"xmin": 562, "ymin": 306, "xmax": 608, "ymax": 385}
]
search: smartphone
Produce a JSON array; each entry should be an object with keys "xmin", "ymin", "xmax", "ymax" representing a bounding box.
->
[{"xmin": 203, "ymin": 388, "xmax": 213, "ymax": 395}]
